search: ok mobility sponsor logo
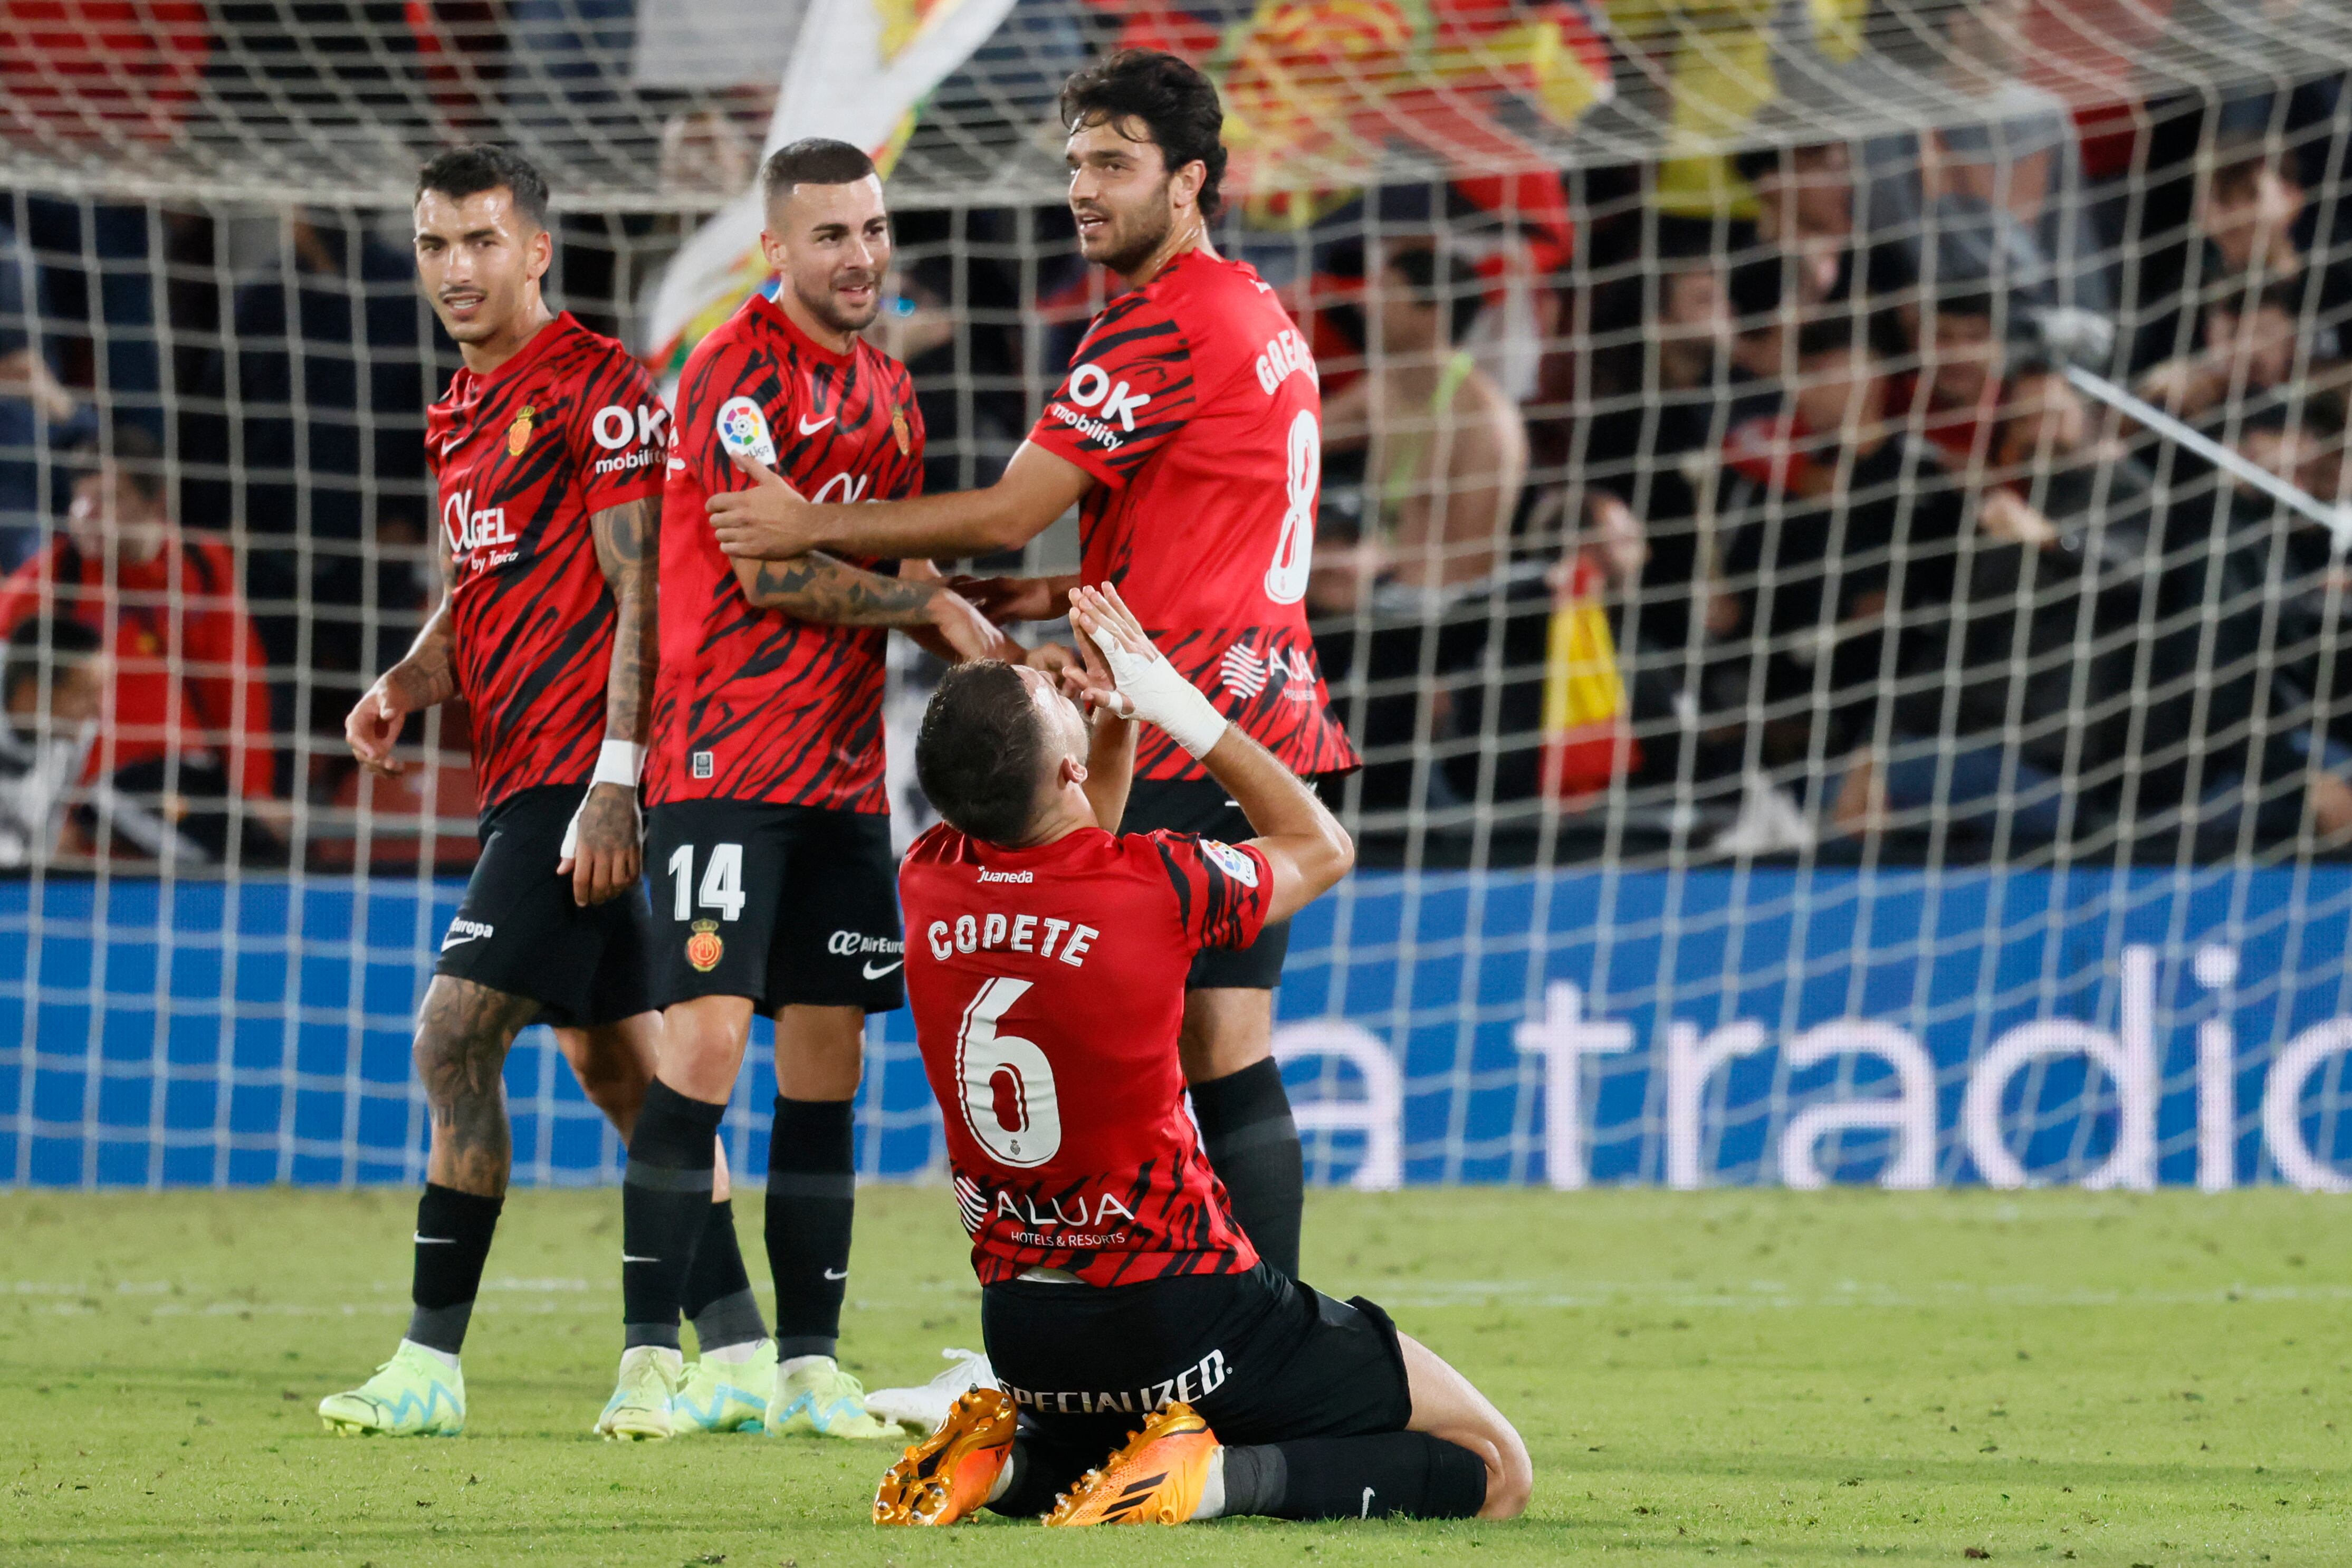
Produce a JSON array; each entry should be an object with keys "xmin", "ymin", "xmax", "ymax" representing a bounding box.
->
[
  {"xmin": 830, "ymin": 929, "xmax": 902, "ymax": 979},
  {"xmin": 1045, "ymin": 359, "xmax": 1152, "ymax": 451}
]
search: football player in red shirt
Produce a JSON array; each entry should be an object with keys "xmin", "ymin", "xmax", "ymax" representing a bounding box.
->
[
  {"xmin": 707, "ymin": 51, "xmax": 1354, "ymax": 1295},
  {"xmin": 596, "ymin": 138, "xmax": 1010, "ymax": 1442},
  {"xmin": 321, "ymin": 147, "xmax": 771, "ymax": 1437},
  {"xmin": 872, "ymin": 585, "xmax": 1527, "ymax": 1527}
]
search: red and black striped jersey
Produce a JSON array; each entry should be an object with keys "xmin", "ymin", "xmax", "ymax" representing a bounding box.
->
[
  {"xmin": 1027, "ymin": 249, "xmax": 1360, "ymax": 782},
  {"xmin": 426, "ymin": 312, "xmax": 668, "ymax": 811},
  {"xmin": 646, "ymin": 291, "xmax": 924, "ymax": 812},
  {"xmin": 900, "ymin": 819, "xmax": 1271, "ymax": 1288}
]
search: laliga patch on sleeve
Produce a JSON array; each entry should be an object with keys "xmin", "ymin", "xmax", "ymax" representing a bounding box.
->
[
  {"xmin": 1201, "ymin": 838, "xmax": 1259, "ymax": 887},
  {"xmin": 715, "ymin": 396, "xmax": 777, "ymax": 465}
]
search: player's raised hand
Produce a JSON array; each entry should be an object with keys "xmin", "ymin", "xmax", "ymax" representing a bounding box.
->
[
  {"xmin": 1053, "ymin": 622, "xmax": 1126, "ymax": 717},
  {"xmin": 557, "ymin": 782, "xmax": 641, "ymax": 907},
  {"xmin": 1068, "ymin": 581, "xmax": 1154, "ymax": 663},
  {"xmin": 926, "ymin": 586, "xmax": 1019, "ymax": 664},
  {"xmin": 709, "ymin": 450, "xmax": 821, "ymax": 560},
  {"xmin": 345, "ymin": 667, "xmax": 432, "ymax": 775}
]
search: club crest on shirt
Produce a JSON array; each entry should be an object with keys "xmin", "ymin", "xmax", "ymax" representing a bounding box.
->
[
  {"xmin": 686, "ymin": 919, "xmax": 724, "ymax": 972},
  {"xmin": 505, "ymin": 403, "xmax": 535, "ymax": 457},
  {"xmin": 716, "ymin": 396, "xmax": 778, "ymax": 466},
  {"xmin": 891, "ymin": 404, "xmax": 912, "ymax": 457},
  {"xmin": 1201, "ymin": 839, "xmax": 1258, "ymax": 887}
]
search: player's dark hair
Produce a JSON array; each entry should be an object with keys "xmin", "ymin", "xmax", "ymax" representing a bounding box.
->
[
  {"xmin": 69, "ymin": 423, "xmax": 166, "ymax": 505},
  {"xmin": 1387, "ymin": 246, "xmax": 1483, "ymax": 342},
  {"xmin": 4, "ymin": 615, "xmax": 102, "ymax": 708},
  {"xmin": 916, "ymin": 661, "xmax": 1051, "ymax": 845},
  {"xmin": 416, "ymin": 144, "xmax": 551, "ymax": 230},
  {"xmin": 1059, "ymin": 49, "xmax": 1228, "ymax": 220},
  {"xmin": 762, "ymin": 138, "xmax": 879, "ymax": 205}
]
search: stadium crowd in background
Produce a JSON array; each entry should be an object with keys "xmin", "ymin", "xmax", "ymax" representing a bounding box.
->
[{"xmin": 2, "ymin": 27, "xmax": 2351, "ymax": 866}]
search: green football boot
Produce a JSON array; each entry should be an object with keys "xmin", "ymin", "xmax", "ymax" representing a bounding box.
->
[
  {"xmin": 671, "ymin": 1339, "xmax": 777, "ymax": 1434},
  {"xmin": 318, "ymin": 1342, "xmax": 465, "ymax": 1437},
  {"xmin": 594, "ymin": 1345, "xmax": 682, "ymax": 1441},
  {"xmin": 766, "ymin": 1354, "xmax": 894, "ymax": 1440}
]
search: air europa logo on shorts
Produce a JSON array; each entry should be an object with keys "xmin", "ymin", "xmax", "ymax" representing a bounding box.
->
[
  {"xmin": 686, "ymin": 919, "xmax": 724, "ymax": 972},
  {"xmin": 827, "ymin": 930, "xmax": 902, "ymax": 958}
]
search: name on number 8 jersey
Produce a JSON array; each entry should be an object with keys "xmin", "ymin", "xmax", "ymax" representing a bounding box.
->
[
  {"xmin": 899, "ymin": 819, "xmax": 1275, "ymax": 1287},
  {"xmin": 1024, "ymin": 250, "xmax": 1358, "ymax": 785}
]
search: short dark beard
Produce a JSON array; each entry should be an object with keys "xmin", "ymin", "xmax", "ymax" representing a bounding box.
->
[
  {"xmin": 792, "ymin": 278, "xmax": 878, "ymax": 339},
  {"xmin": 1092, "ymin": 189, "xmax": 1176, "ymax": 278}
]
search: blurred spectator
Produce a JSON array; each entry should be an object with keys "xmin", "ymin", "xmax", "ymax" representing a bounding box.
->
[
  {"xmin": 1322, "ymin": 244, "xmax": 1527, "ymax": 592},
  {"xmin": 1865, "ymin": 0, "xmax": 2110, "ymax": 323},
  {"xmin": 1732, "ymin": 138, "xmax": 1861, "ymax": 309},
  {"xmin": 1854, "ymin": 365, "xmax": 2162, "ymax": 841},
  {"xmin": 1892, "ymin": 289, "xmax": 2011, "ymax": 473},
  {"xmin": 193, "ymin": 212, "xmax": 438, "ymax": 694},
  {"xmin": 2135, "ymin": 278, "xmax": 2315, "ymax": 426},
  {"xmin": 2134, "ymin": 125, "xmax": 2352, "ymax": 371},
  {"xmin": 1582, "ymin": 218, "xmax": 1772, "ymax": 659},
  {"xmin": 0, "ymin": 426, "xmax": 282, "ymax": 863},
  {"xmin": 0, "ymin": 614, "xmax": 101, "ymax": 867},
  {"xmin": 1710, "ymin": 314, "xmax": 1967, "ymax": 776},
  {"xmin": 2128, "ymin": 390, "xmax": 2352, "ymax": 844},
  {"xmin": 0, "ymin": 216, "xmax": 85, "ymax": 570}
]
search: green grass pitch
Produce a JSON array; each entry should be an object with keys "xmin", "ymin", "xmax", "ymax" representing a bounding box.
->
[{"xmin": 3, "ymin": 1186, "xmax": 2347, "ymax": 1565}]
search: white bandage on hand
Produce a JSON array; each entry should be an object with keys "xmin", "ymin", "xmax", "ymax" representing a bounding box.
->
[
  {"xmin": 1085, "ymin": 624, "xmax": 1229, "ymax": 760},
  {"xmin": 559, "ymin": 740, "xmax": 645, "ymax": 862}
]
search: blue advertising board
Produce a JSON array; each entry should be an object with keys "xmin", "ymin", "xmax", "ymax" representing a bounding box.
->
[{"xmin": 5, "ymin": 865, "xmax": 2351, "ymax": 1189}]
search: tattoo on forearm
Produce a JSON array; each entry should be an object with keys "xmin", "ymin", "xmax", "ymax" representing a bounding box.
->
[
  {"xmin": 748, "ymin": 550, "xmax": 939, "ymax": 626},
  {"xmin": 591, "ymin": 498, "xmax": 658, "ymax": 745},
  {"xmin": 415, "ymin": 977, "xmax": 538, "ymax": 1196}
]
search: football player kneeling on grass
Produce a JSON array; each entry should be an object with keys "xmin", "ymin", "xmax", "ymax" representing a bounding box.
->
[{"xmin": 873, "ymin": 584, "xmax": 1531, "ymax": 1526}]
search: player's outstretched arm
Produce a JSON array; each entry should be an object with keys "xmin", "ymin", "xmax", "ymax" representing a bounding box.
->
[
  {"xmin": 708, "ymin": 442, "xmax": 1091, "ymax": 563},
  {"xmin": 346, "ymin": 548, "xmax": 459, "ymax": 777},
  {"xmin": 1069, "ymin": 584, "xmax": 1351, "ymax": 923},
  {"xmin": 729, "ymin": 549, "xmax": 1010, "ymax": 663},
  {"xmin": 557, "ymin": 495, "xmax": 656, "ymax": 906}
]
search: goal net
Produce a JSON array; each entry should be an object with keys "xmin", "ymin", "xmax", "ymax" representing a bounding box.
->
[{"xmin": 8, "ymin": 0, "xmax": 2352, "ymax": 1192}]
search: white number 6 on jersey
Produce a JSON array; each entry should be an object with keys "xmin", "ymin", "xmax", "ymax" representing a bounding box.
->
[
  {"xmin": 955, "ymin": 976, "xmax": 1062, "ymax": 1168},
  {"xmin": 1263, "ymin": 408, "xmax": 1318, "ymax": 605}
]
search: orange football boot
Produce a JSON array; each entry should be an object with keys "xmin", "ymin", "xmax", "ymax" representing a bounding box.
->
[
  {"xmin": 872, "ymin": 1386, "xmax": 1017, "ymax": 1526},
  {"xmin": 1041, "ymin": 1401, "xmax": 1220, "ymax": 1526}
]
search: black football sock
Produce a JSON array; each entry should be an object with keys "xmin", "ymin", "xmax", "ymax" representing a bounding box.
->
[
  {"xmin": 681, "ymin": 1198, "xmax": 768, "ymax": 1354},
  {"xmin": 620, "ymin": 1081, "xmax": 727, "ymax": 1351},
  {"xmin": 406, "ymin": 1184, "xmax": 503, "ymax": 1355},
  {"xmin": 987, "ymin": 1435, "xmax": 1101, "ymax": 1519},
  {"xmin": 1189, "ymin": 1057, "xmax": 1305, "ymax": 1277},
  {"xmin": 765, "ymin": 1095, "xmax": 856, "ymax": 1360},
  {"xmin": 1217, "ymin": 1432, "xmax": 1489, "ymax": 1521}
]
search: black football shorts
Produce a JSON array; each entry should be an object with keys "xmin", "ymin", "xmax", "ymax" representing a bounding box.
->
[
  {"xmin": 644, "ymin": 799, "xmax": 905, "ymax": 1015},
  {"xmin": 1118, "ymin": 773, "xmax": 1343, "ymax": 990},
  {"xmin": 980, "ymin": 1261, "xmax": 1413, "ymax": 1504},
  {"xmin": 432, "ymin": 781, "xmax": 653, "ymax": 1028}
]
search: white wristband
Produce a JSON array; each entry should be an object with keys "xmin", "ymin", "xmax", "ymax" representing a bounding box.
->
[
  {"xmin": 591, "ymin": 739, "xmax": 644, "ymax": 790},
  {"xmin": 1087, "ymin": 629, "xmax": 1231, "ymax": 760}
]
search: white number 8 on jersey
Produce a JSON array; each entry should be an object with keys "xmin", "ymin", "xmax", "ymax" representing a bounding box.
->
[
  {"xmin": 1263, "ymin": 408, "xmax": 1319, "ymax": 605},
  {"xmin": 955, "ymin": 976, "xmax": 1062, "ymax": 1168}
]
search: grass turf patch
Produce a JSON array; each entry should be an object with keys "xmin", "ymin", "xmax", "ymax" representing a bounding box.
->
[{"xmin": 2, "ymin": 1186, "xmax": 2347, "ymax": 1564}]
